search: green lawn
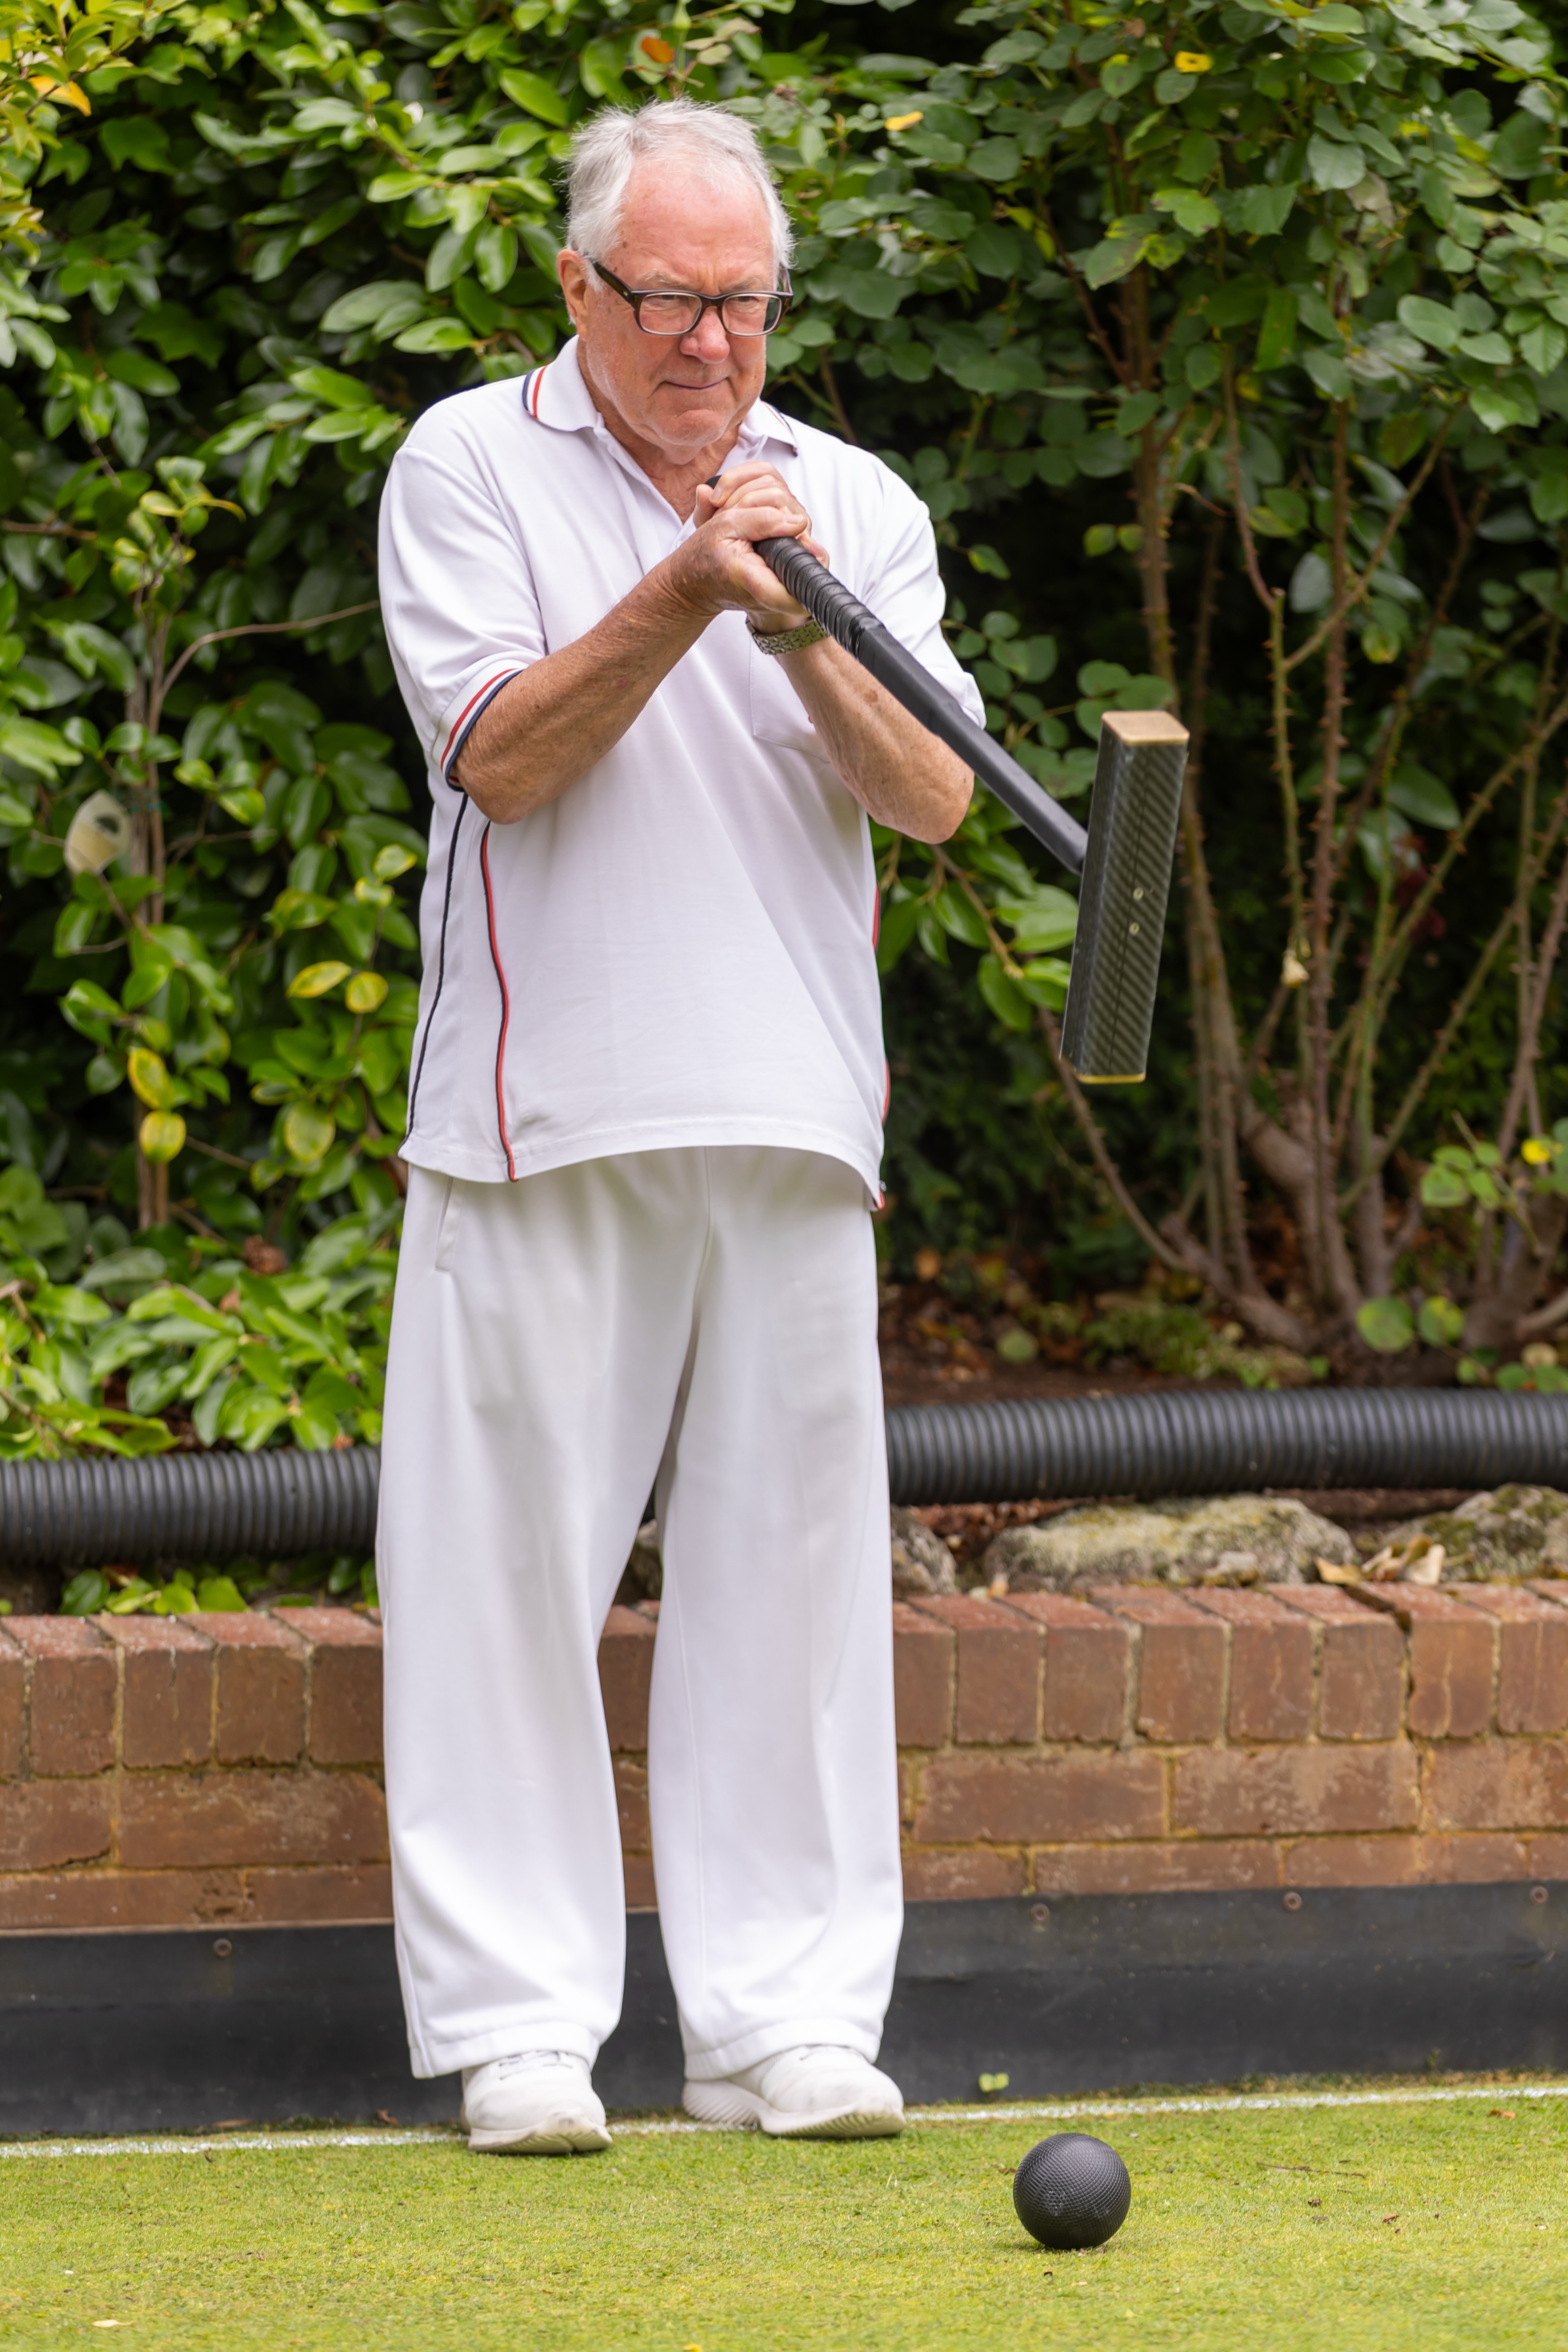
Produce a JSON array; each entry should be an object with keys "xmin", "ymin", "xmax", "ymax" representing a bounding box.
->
[{"xmin": 2, "ymin": 2085, "xmax": 1566, "ymax": 2351}]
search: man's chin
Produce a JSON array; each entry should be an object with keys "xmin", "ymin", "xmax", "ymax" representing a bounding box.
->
[{"xmin": 649, "ymin": 387, "xmax": 745, "ymax": 446}]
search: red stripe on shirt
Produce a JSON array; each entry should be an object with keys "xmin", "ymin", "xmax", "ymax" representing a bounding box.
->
[
  {"xmin": 478, "ymin": 822, "xmax": 517, "ymax": 1181},
  {"xmin": 527, "ymin": 365, "xmax": 548, "ymax": 419},
  {"xmin": 441, "ymin": 671, "xmax": 518, "ymax": 773}
]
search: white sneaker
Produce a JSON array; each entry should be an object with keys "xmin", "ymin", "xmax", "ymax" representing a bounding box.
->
[
  {"xmin": 683, "ymin": 2044, "xmax": 904, "ymax": 2139},
  {"xmin": 460, "ymin": 2050, "xmax": 612, "ymax": 2155}
]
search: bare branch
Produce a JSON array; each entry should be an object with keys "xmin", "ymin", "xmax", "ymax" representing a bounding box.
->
[
  {"xmin": 156, "ymin": 602, "xmax": 380, "ymax": 716},
  {"xmin": 1283, "ymin": 417, "xmax": 1453, "ymax": 676}
]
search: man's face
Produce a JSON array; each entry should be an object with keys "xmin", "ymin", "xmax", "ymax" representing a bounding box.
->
[{"xmin": 560, "ymin": 165, "xmax": 779, "ymax": 458}]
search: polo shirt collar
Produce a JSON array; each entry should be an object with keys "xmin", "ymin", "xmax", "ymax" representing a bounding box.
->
[{"xmin": 526, "ymin": 337, "xmax": 799, "ymax": 457}]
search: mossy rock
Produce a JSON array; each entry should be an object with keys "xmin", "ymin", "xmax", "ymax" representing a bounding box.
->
[
  {"xmin": 1380, "ymin": 1485, "xmax": 1568, "ymax": 1580},
  {"xmin": 982, "ymin": 1492, "xmax": 1355, "ymax": 1590},
  {"xmin": 891, "ymin": 1507, "xmax": 958, "ymax": 1596}
]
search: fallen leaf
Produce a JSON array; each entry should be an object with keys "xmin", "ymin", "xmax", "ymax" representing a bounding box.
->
[
  {"xmin": 1315, "ymin": 1558, "xmax": 1362, "ymax": 1584},
  {"xmin": 375, "ymin": 2109, "xmax": 399, "ymax": 2125},
  {"xmin": 1307, "ymin": 2198, "xmax": 1322, "ymax": 2207},
  {"xmin": 1401, "ymin": 1537, "xmax": 1444, "ymax": 1585}
]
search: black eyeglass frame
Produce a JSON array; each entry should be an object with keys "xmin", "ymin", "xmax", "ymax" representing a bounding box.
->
[{"xmin": 588, "ymin": 259, "xmax": 793, "ymax": 337}]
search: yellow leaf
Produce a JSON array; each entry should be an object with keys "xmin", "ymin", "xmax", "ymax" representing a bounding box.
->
[
  {"xmin": 127, "ymin": 1047, "xmax": 177, "ymax": 1112},
  {"xmin": 138, "ymin": 1111, "xmax": 186, "ymax": 1164},
  {"xmin": 1314, "ymin": 1558, "xmax": 1362, "ymax": 1585},
  {"xmin": 345, "ymin": 970, "xmax": 389, "ymax": 1014},
  {"xmin": 287, "ymin": 960, "xmax": 352, "ymax": 1000},
  {"xmin": 885, "ymin": 110, "xmax": 924, "ymax": 132},
  {"xmin": 639, "ymin": 33, "xmax": 674, "ymax": 61},
  {"xmin": 1522, "ymin": 1137, "xmax": 1553, "ymax": 1165},
  {"xmin": 29, "ymin": 74, "xmax": 91, "ymax": 112},
  {"xmin": 1175, "ymin": 50, "xmax": 1212, "ymax": 71},
  {"xmin": 281, "ymin": 1103, "xmax": 336, "ymax": 1167}
]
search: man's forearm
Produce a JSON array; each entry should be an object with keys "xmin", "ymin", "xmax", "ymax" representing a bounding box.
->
[
  {"xmin": 775, "ymin": 635, "xmax": 973, "ymax": 843},
  {"xmin": 455, "ymin": 567, "xmax": 708, "ymax": 822}
]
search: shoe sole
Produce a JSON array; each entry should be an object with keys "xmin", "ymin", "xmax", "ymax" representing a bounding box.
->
[
  {"xmin": 683, "ymin": 2082, "xmax": 903, "ymax": 2140},
  {"xmin": 467, "ymin": 2122, "xmax": 613, "ymax": 2156}
]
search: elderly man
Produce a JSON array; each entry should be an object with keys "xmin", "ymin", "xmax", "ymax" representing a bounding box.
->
[{"xmin": 376, "ymin": 96, "xmax": 975, "ymax": 2155}]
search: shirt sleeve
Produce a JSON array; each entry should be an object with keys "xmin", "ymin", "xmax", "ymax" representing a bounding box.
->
[
  {"xmin": 377, "ymin": 405, "xmax": 546, "ymax": 784},
  {"xmin": 855, "ymin": 464, "xmax": 988, "ymax": 732}
]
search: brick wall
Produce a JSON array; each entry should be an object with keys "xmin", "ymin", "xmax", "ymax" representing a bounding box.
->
[{"xmin": 4, "ymin": 1581, "xmax": 1568, "ymax": 1931}]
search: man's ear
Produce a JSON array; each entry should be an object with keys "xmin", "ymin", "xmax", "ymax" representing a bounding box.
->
[{"xmin": 557, "ymin": 250, "xmax": 590, "ymax": 332}]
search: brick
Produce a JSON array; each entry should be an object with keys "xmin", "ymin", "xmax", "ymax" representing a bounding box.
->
[
  {"xmin": 893, "ymin": 1603, "xmax": 953, "ymax": 1749},
  {"xmin": 1417, "ymin": 1833, "xmax": 1530, "ymax": 1883},
  {"xmin": 1175, "ymin": 1743, "xmax": 1419, "ymax": 1837},
  {"xmin": 614, "ymin": 1756, "xmax": 648, "ymax": 1851},
  {"xmin": 598, "ymin": 1605, "xmax": 655, "ymax": 1751},
  {"xmin": 913, "ymin": 1750, "xmax": 1165, "ymax": 1845},
  {"xmin": 1526, "ymin": 1832, "xmax": 1568, "ymax": 1877},
  {"xmin": 1424, "ymin": 1740, "xmax": 1568, "ymax": 1832},
  {"xmin": 1278, "ymin": 1836, "xmax": 1423, "ymax": 1888},
  {"xmin": 0, "ymin": 1869, "xmax": 249, "ymax": 1931},
  {"xmin": 910, "ymin": 1595, "xmax": 1039, "ymax": 1745},
  {"xmin": 1527, "ymin": 1581, "xmax": 1568, "ymax": 1612},
  {"xmin": 1032, "ymin": 1840, "xmax": 1282, "ymax": 1897},
  {"xmin": 0, "ymin": 1628, "xmax": 20, "ymax": 1778},
  {"xmin": 274, "ymin": 1608, "xmax": 383, "ymax": 1766},
  {"xmin": 8, "ymin": 1616, "xmax": 115, "ymax": 1777},
  {"xmin": 1275, "ymin": 1587, "xmax": 1405, "ymax": 1741},
  {"xmin": 197, "ymin": 1613, "xmax": 305, "ymax": 1765},
  {"xmin": 1004, "ymin": 1594, "xmax": 1130, "ymax": 1744},
  {"xmin": 1355, "ymin": 1588, "xmax": 1494, "ymax": 1740},
  {"xmin": 116, "ymin": 1769, "xmax": 386, "ymax": 1869},
  {"xmin": 1281, "ymin": 1832, "xmax": 1528, "ymax": 1887},
  {"xmin": 902, "ymin": 1846, "xmax": 1027, "ymax": 1901},
  {"xmin": 100, "ymin": 1615, "xmax": 213, "ymax": 1769},
  {"xmin": 1189, "ymin": 1590, "xmax": 1313, "ymax": 1742},
  {"xmin": 247, "ymin": 1865, "xmax": 394, "ymax": 1924},
  {"xmin": 1461, "ymin": 1587, "xmax": 1568, "ymax": 1735},
  {"xmin": 1090, "ymin": 1587, "xmax": 1226, "ymax": 1743},
  {"xmin": 0, "ymin": 1781, "xmax": 111, "ymax": 1870}
]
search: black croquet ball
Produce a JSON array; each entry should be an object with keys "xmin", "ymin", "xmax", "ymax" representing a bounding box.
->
[{"xmin": 1012, "ymin": 2132, "xmax": 1132, "ymax": 2250}]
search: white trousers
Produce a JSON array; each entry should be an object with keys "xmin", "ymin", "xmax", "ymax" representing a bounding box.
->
[{"xmin": 377, "ymin": 1147, "xmax": 902, "ymax": 2082}]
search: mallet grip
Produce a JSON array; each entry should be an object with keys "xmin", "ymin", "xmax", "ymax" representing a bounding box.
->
[{"xmin": 754, "ymin": 535, "xmax": 1087, "ymax": 876}]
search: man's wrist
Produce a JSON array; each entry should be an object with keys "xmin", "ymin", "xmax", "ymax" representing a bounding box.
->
[{"xmin": 748, "ymin": 615, "xmax": 827, "ymax": 656}]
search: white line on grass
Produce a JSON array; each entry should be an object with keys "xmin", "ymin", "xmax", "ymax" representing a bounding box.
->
[{"xmin": 5, "ymin": 2080, "xmax": 1568, "ymax": 2159}]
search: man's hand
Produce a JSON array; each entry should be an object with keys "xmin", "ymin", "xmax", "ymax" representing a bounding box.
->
[
  {"xmin": 456, "ymin": 456, "xmax": 970, "ymax": 844},
  {"xmin": 668, "ymin": 462, "xmax": 829, "ymax": 632}
]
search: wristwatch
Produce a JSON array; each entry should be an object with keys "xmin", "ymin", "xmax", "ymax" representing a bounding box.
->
[{"xmin": 747, "ymin": 616, "xmax": 827, "ymax": 656}]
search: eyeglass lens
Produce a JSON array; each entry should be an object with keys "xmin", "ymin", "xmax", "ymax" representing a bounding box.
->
[{"xmin": 636, "ymin": 291, "xmax": 786, "ymax": 335}]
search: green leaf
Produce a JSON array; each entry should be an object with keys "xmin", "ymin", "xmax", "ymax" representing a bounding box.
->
[
  {"xmin": 977, "ymin": 954, "xmax": 1032, "ymax": 1031},
  {"xmin": 1256, "ymin": 288, "xmax": 1298, "ymax": 371},
  {"xmin": 1387, "ymin": 766, "xmax": 1459, "ymax": 830},
  {"xmin": 496, "ymin": 67, "xmax": 570, "ymax": 125},
  {"xmin": 1080, "ymin": 235, "xmax": 1147, "ymax": 290},
  {"xmin": 875, "ymin": 895, "xmax": 923, "ymax": 975},
  {"xmin": 934, "ymin": 886, "xmax": 990, "ymax": 949},
  {"xmin": 1397, "ymin": 296, "xmax": 1462, "ymax": 354},
  {"xmin": 1357, "ymin": 1296, "xmax": 1414, "ymax": 1353},
  {"xmin": 1419, "ymin": 1163, "xmax": 1468, "ymax": 1208},
  {"xmin": 1417, "ymin": 1296, "xmax": 1466, "ymax": 1349},
  {"xmin": 1307, "ymin": 136, "xmax": 1366, "ymax": 191},
  {"xmin": 194, "ymin": 1575, "xmax": 246, "ymax": 1612},
  {"xmin": 1235, "ymin": 182, "xmax": 1298, "ymax": 238}
]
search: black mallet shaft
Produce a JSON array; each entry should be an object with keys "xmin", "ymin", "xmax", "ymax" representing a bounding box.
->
[{"xmin": 748, "ymin": 531, "xmax": 1188, "ymax": 1085}]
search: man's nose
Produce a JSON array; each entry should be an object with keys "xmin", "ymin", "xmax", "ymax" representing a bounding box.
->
[{"xmin": 681, "ymin": 306, "xmax": 735, "ymax": 364}]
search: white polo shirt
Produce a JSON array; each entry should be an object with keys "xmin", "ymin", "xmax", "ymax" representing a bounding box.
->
[{"xmin": 377, "ymin": 336, "xmax": 983, "ymax": 1198}]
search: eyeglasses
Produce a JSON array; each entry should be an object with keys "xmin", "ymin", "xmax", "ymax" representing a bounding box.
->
[{"xmin": 589, "ymin": 259, "xmax": 792, "ymax": 338}]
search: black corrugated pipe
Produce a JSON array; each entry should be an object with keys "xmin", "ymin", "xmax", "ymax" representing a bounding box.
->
[{"xmin": 2, "ymin": 1391, "xmax": 1568, "ymax": 1570}]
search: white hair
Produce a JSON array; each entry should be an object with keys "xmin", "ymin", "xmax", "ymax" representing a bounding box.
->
[{"xmin": 563, "ymin": 99, "xmax": 793, "ymax": 279}]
